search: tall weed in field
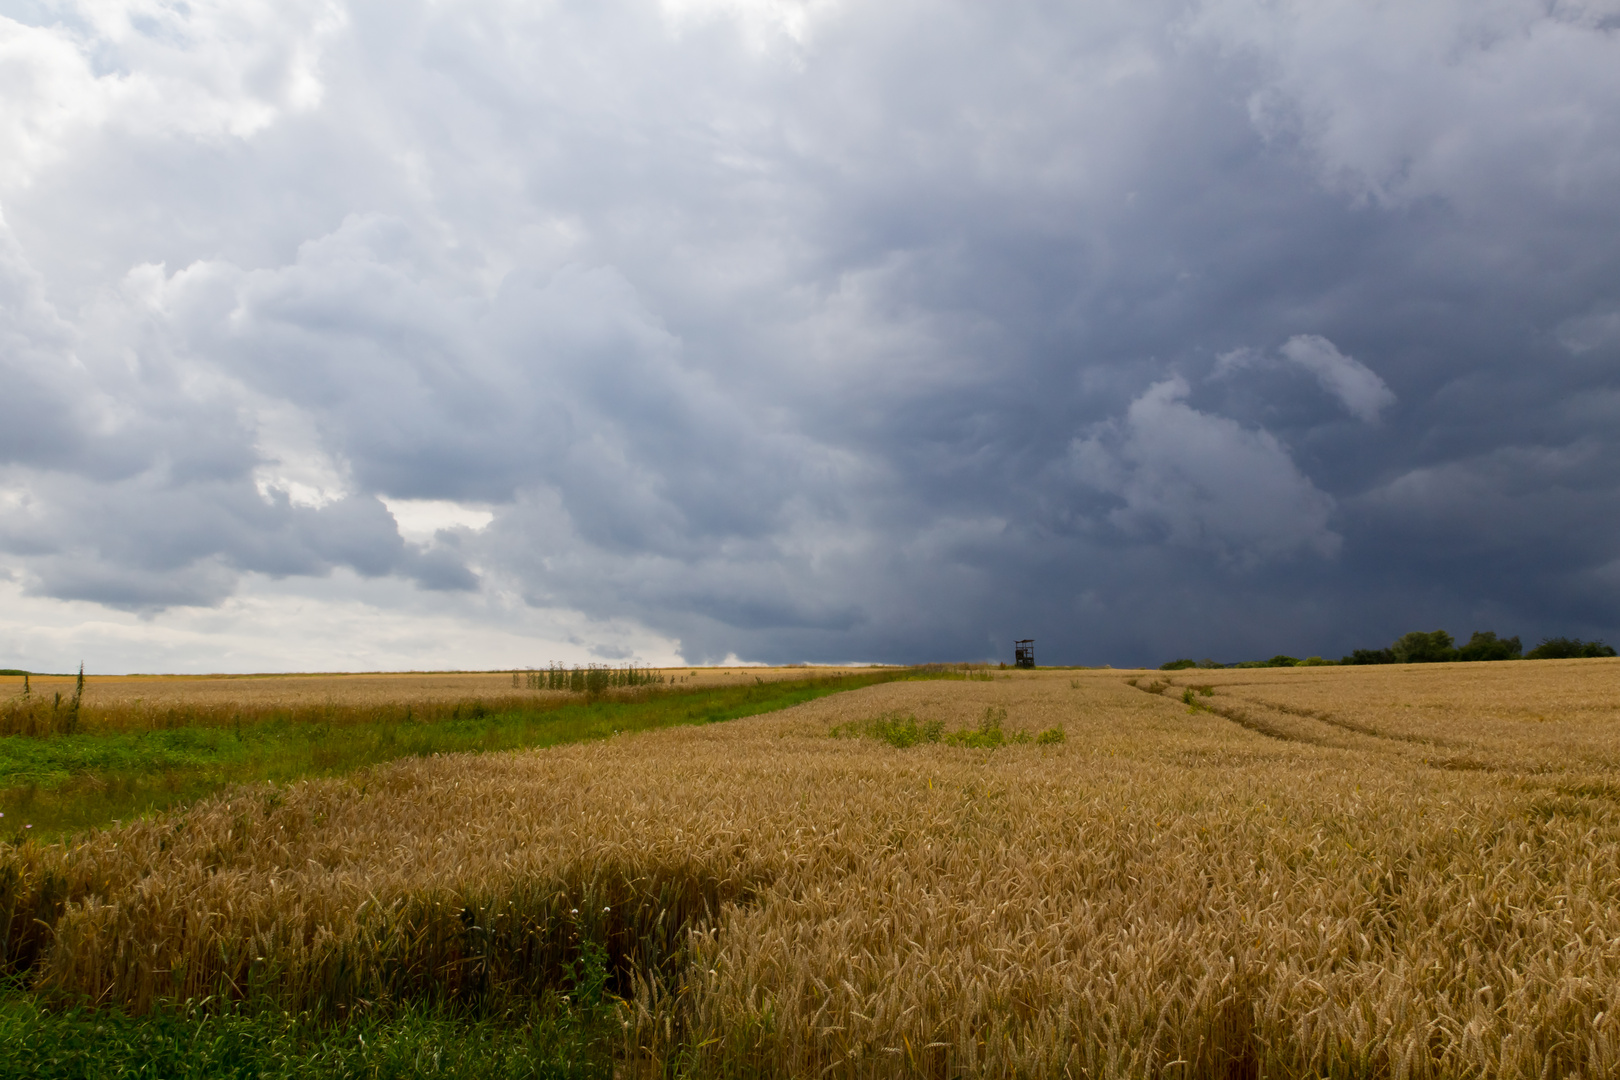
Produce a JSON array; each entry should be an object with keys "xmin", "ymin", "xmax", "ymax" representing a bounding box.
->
[{"xmin": 1, "ymin": 664, "xmax": 84, "ymax": 737}]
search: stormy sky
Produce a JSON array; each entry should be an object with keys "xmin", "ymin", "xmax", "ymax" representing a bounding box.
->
[{"xmin": 3, "ymin": 0, "xmax": 1619, "ymax": 672}]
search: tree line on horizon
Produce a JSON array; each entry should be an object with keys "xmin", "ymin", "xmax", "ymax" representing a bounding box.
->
[{"xmin": 1161, "ymin": 629, "xmax": 1616, "ymax": 671}]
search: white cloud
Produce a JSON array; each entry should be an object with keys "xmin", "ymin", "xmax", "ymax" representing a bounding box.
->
[
  {"xmin": 660, "ymin": 0, "xmax": 839, "ymax": 47},
  {"xmin": 253, "ymin": 400, "xmax": 351, "ymax": 508},
  {"xmin": 382, "ymin": 498, "xmax": 495, "ymax": 545},
  {"xmin": 0, "ymin": 15, "xmax": 110, "ymax": 189},
  {"xmin": 1557, "ymin": 304, "xmax": 1620, "ymax": 355},
  {"xmin": 1071, "ymin": 377, "xmax": 1340, "ymax": 564},
  {"xmin": 0, "ymin": 570, "xmax": 684, "ymax": 674},
  {"xmin": 0, "ymin": 0, "xmax": 347, "ymax": 191},
  {"xmin": 1277, "ymin": 334, "xmax": 1394, "ymax": 423},
  {"xmin": 1187, "ymin": 0, "xmax": 1620, "ymax": 209}
]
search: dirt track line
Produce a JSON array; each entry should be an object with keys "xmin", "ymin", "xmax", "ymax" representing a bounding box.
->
[{"xmin": 1124, "ymin": 679, "xmax": 1329, "ymax": 746}]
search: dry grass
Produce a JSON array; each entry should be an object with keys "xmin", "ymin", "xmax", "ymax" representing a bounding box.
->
[{"xmin": 5, "ymin": 662, "xmax": 1620, "ymax": 1077}]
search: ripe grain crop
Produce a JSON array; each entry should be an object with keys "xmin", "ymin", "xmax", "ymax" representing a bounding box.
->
[{"xmin": 4, "ymin": 661, "xmax": 1619, "ymax": 1078}]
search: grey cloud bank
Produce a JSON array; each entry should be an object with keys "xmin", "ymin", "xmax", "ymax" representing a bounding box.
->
[{"xmin": 1, "ymin": 0, "xmax": 1619, "ymax": 670}]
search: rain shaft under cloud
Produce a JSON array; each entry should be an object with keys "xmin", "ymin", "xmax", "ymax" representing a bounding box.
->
[{"xmin": 2, "ymin": 0, "xmax": 1620, "ymax": 670}]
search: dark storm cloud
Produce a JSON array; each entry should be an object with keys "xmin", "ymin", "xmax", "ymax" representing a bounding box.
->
[{"xmin": 2, "ymin": 0, "xmax": 1619, "ymax": 664}]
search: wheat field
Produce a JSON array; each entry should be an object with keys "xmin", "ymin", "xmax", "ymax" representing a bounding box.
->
[
  {"xmin": 4, "ymin": 661, "xmax": 1619, "ymax": 1078},
  {"xmin": 0, "ymin": 666, "xmax": 872, "ymax": 710}
]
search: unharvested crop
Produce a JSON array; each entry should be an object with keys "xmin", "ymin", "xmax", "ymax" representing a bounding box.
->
[{"xmin": 3, "ymin": 660, "xmax": 1619, "ymax": 1078}]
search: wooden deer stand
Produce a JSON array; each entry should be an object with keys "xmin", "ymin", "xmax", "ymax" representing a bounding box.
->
[{"xmin": 1014, "ymin": 640, "xmax": 1035, "ymax": 669}]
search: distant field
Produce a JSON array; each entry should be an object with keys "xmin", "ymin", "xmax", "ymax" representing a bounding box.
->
[
  {"xmin": 0, "ymin": 667, "xmax": 903, "ymax": 840},
  {"xmin": 4, "ymin": 660, "xmax": 1619, "ymax": 1078},
  {"xmin": 0, "ymin": 665, "xmax": 877, "ymax": 712}
]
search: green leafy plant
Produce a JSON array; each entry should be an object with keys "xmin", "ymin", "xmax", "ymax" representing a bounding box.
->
[
  {"xmin": 945, "ymin": 707, "xmax": 1018, "ymax": 748},
  {"xmin": 563, "ymin": 931, "xmax": 610, "ymax": 1015},
  {"xmin": 1180, "ymin": 687, "xmax": 1215, "ymax": 712},
  {"xmin": 831, "ymin": 713, "xmax": 944, "ymax": 748}
]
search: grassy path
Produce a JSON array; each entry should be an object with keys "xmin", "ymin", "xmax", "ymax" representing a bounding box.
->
[{"xmin": 0, "ymin": 670, "xmax": 911, "ymax": 840}]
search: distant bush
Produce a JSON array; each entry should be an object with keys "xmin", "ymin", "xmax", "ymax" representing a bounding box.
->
[
  {"xmin": 1525, "ymin": 637, "xmax": 1617, "ymax": 660},
  {"xmin": 1159, "ymin": 629, "xmax": 1615, "ymax": 672},
  {"xmin": 1390, "ymin": 630, "xmax": 1456, "ymax": 664},
  {"xmin": 1457, "ymin": 631, "xmax": 1521, "ymax": 662},
  {"xmin": 1341, "ymin": 628, "xmax": 1574, "ymax": 665}
]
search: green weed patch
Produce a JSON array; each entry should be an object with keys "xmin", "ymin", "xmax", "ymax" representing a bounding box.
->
[
  {"xmin": 0, "ymin": 991, "xmax": 609, "ymax": 1080},
  {"xmin": 833, "ymin": 706, "xmax": 1064, "ymax": 749}
]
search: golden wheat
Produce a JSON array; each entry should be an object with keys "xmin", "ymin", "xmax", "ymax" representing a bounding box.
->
[{"xmin": 5, "ymin": 661, "xmax": 1619, "ymax": 1078}]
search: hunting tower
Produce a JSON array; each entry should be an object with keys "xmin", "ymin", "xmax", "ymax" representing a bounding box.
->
[{"xmin": 1014, "ymin": 639, "xmax": 1035, "ymax": 669}]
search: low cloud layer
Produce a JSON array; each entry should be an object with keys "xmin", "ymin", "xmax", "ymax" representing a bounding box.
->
[{"xmin": 2, "ymin": 0, "xmax": 1619, "ymax": 669}]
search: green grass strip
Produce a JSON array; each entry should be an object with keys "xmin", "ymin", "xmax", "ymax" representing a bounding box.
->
[
  {"xmin": 1, "ymin": 671, "xmax": 914, "ymax": 841},
  {"xmin": 0, "ymin": 991, "xmax": 610, "ymax": 1080}
]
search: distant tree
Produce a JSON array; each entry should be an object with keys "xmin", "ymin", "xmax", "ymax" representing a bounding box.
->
[
  {"xmin": 1196, "ymin": 658, "xmax": 1224, "ymax": 669},
  {"xmin": 1159, "ymin": 658, "xmax": 1197, "ymax": 671},
  {"xmin": 1265, "ymin": 655, "xmax": 1300, "ymax": 667},
  {"xmin": 1525, "ymin": 637, "xmax": 1617, "ymax": 660},
  {"xmin": 1390, "ymin": 630, "xmax": 1456, "ymax": 664},
  {"xmin": 1344, "ymin": 648, "xmax": 1395, "ymax": 665},
  {"xmin": 1297, "ymin": 656, "xmax": 1335, "ymax": 666},
  {"xmin": 1456, "ymin": 631, "xmax": 1521, "ymax": 662}
]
